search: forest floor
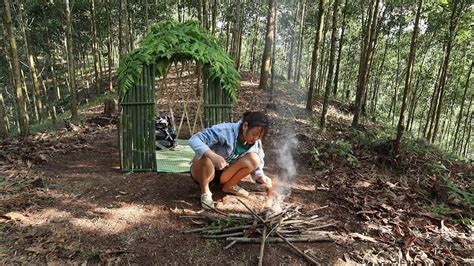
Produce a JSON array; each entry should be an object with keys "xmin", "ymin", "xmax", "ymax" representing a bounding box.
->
[{"xmin": 0, "ymin": 71, "xmax": 472, "ymax": 264}]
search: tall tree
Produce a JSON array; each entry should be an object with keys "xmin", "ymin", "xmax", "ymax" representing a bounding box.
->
[
  {"xmin": 16, "ymin": 0, "xmax": 44, "ymax": 123},
  {"xmin": 320, "ymin": 0, "xmax": 340, "ymax": 130},
  {"xmin": 259, "ymin": 0, "xmax": 276, "ymax": 91},
  {"xmin": 332, "ymin": 0, "xmax": 348, "ymax": 98},
  {"xmin": 453, "ymin": 61, "xmax": 473, "ymax": 151},
  {"xmin": 3, "ymin": 0, "xmax": 29, "ymax": 136},
  {"xmin": 394, "ymin": 0, "xmax": 422, "ymax": 155},
  {"xmin": 65, "ymin": 0, "xmax": 78, "ymax": 120},
  {"xmin": 305, "ymin": 0, "xmax": 325, "ymax": 111},
  {"xmin": 431, "ymin": 1, "xmax": 466, "ymax": 143},
  {"xmin": 0, "ymin": 90, "xmax": 8, "ymax": 137},
  {"xmin": 286, "ymin": 0, "xmax": 299, "ymax": 81},
  {"xmin": 294, "ymin": 0, "xmax": 307, "ymax": 86},
  {"xmin": 90, "ymin": 0, "xmax": 100, "ymax": 95},
  {"xmin": 352, "ymin": 0, "xmax": 380, "ymax": 127}
]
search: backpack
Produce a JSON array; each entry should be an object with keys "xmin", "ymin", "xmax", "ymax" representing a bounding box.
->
[{"xmin": 155, "ymin": 115, "xmax": 177, "ymax": 150}]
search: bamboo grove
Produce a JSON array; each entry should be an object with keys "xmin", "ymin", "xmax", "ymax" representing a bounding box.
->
[{"xmin": 0, "ymin": 0, "xmax": 472, "ymax": 158}]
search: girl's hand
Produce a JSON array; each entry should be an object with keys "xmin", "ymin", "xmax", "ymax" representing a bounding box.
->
[
  {"xmin": 206, "ymin": 151, "xmax": 228, "ymax": 169},
  {"xmin": 257, "ymin": 175, "xmax": 272, "ymax": 188}
]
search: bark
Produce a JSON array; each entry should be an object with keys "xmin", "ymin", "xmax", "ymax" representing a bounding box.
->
[
  {"xmin": 461, "ymin": 110, "xmax": 472, "ymax": 156},
  {"xmin": 305, "ymin": 0, "xmax": 325, "ymax": 111},
  {"xmin": 431, "ymin": 1, "xmax": 465, "ymax": 143},
  {"xmin": 352, "ymin": 0, "xmax": 380, "ymax": 127},
  {"xmin": 17, "ymin": 0, "xmax": 44, "ymax": 123},
  {"xmin": 0, "ymin": 90, "xmax": 8, "ymax": 137},
  {"xmin": 270, "ymin": 0, "xmax": 277, "ymax": 103},
  {"xmin": 423, "ymin": 59, "xmax": 443, "ymax": 138},
  {"xmin": 321, "ymin": 0, "xmax": 340, "ymax": 130},
  {"xmin": 452, "ymin": 61, "xmax": 472, "ymax": 151},
  {"xmin": 371, "ymin": 36, "xmax": 389, "ymax": 118},
  {"xmin": 316, "ymin": 21, "xmax": 328, "ymax": 96},
  {"xmin": 211, "ymin": 0, "xmax": 217, "ymax": 34},
  {"xmin": 287, "ymin": 0, "xmax": 300, "ymax": 81},
  {"xmin": 91, "ymin": 0, "xmax": 100, "ymax": 95},
  {"xmin": 3, "ymin": 0, "xmax": 29, "ymax": 136},
  {"xmin": 144, "ymin": 0, "xmax": 149, "ymax": 28},
  {"xmin": 65, "ymin": 0, "xmax": 79, "ymax": 120},
  {"xmin": 459, "ymin": 94, "xmax": 472, "ymax": 155},
  {"xmin": 394, "ymin": 0, "xmax": 422, "ymax": 154},
  {"xmin": 332, "ymin": 0, "xmax": 348, "ymax": 97},
  {"xmin": 249, "ymin": 14, "xmax": 260, "ymax": 73},
  {"xmin": 259, "ymin": 0, "xmax": 276, "ymax": 91},
  {"xmin": 203, "ymin": 0, "xmax": 210, "ymax": 30},
  {"xmin": 107, "ymin": 0, "xmax": 113, "ymax": 91},
  {"xmin": 294, "ymin": 0, "xmax": 307, "ymax": 86},
  {"xmin": 119, "ymin": 0, "xmax": 130, "ymax": 58}
]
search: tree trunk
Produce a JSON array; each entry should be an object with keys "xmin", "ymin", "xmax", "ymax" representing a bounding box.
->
[
  {"xmin": 259, "ymin": 0, "xmax": 276, "ymax": 91},
  {"xmin": 459, "ymin": 94, "xmax": 472, "ymax": 154},
  {"xmin": 371, "ymin": 36, "xmax": 389, "ymax": 118},
  {"xmin": 316, "ymin": 21, "xmax": 328, "ymax": 96},
  {"xmin": 249, "ymin": 14, "xmax": 260, "ymax": 73},
  {"xmin": 423, "ymin": 59, "xmax": 443, "ymax": 138},
  {"xmin": 294, "ymin": 0, "xmax": 307, "ymax": 86},
  {"xmin": 90, "ymin": 0, "xmax": 100, "ymax": 95},
  {"xmin": 144, "ymin": 0, "xmax": 149, "ymax": 28},
  {"xmin": 107, "ymin": 0, "xmax": 113, "ymax": 91},
  {"xmin": 0, "ymin": 90, "xmax": 9, "ymax": 137},
  {"xmin": 17, "ymin": 0, "xmax": 44, "ymax": 124},
  {"xmin": 452, "ymin": 61, "xmax": 472, "ymax": 151},
  {"xmin": 3, "ymin": 0, "xmax": 29, "ymax": 136},
  {"xmin": 461, "ymin": 104, "xmax": 472, "ymax": 156},
  {"xmin": 65, "ymin": 0, "xmax": 79, "ymax": 120},
  {"xmin": 431, "ymin": 1, "xmax": 464, "ymax": 143},
  {"xmin": 287, "ymin": 0, "xmax": 300, "ymax": 81},
  {"xmin": 352, "ymin": 0, "xmax": 380, "ymax": 127},
  {"xmin": 305, "ymin": 0, "xmax": 325, "ymax": 111},
  {"xmin": 119, "ymin": 0, "xmax": 130, "ymax": 59},
  {"xmin": 211, "ymin": 0, "xmax": 217, "ymax": 34},
  {"xmin": 394, "ymin": 0, "xmax": 422, "ymax": 155},
  {"xmin": 332, "ymin": 0, "xmax": 348, "ymax": 98},
  {"xmin": 320, "ymin": 0, "xmax": 339, "ymax": 130},
  {"xmin": 270, "ymin": 0, "xmax": 277, "ymax": 104}
]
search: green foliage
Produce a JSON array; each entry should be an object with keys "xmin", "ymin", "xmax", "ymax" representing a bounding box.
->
[
  {"xmin": 428, "ymin": 203, "xmax": 450, "ymax": 215},
  {"xmin": 442, "ymin": 174, "xmax": 474, "ymax": 209},
  {"xmin": 329, "ymin": 140, "xmax": 360, "ymax": 168},
  {"xmin": 118, "ymin": 21, "xmax": 240, "ymax": 102}
]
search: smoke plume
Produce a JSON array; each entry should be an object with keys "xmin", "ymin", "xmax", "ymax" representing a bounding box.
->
[{"xmin": 269, "ymin": 134, "xmax": 298, "ymax": 213}]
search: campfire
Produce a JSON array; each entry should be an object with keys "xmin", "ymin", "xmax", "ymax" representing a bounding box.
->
[{"xmin": 183, "ymin": 198, "xmax": 340, "ymax": 264}]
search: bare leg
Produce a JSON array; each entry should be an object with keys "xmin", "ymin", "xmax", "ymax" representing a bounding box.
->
[
  {"xmin": 220, "ymin": 153, "xmax": 260, "ymax": 189},
  {"xmin": 190, "ymin": 156, "xmax": 215, "ymax": 195}
]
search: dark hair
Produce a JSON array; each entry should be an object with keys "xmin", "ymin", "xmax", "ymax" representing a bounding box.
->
[{"xmin": 240, "ymin": 111, "xmax": 270, "ymax": 138}]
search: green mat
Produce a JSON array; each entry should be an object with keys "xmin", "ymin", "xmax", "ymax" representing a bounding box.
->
[{"xmin": 156, "ymin": 139, "xmax": 195, "ymax": 173}]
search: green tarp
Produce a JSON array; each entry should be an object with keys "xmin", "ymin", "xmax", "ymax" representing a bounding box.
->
[{"xmin": 156, "ymin": 139, "xmax": 195, "ymax": 173}]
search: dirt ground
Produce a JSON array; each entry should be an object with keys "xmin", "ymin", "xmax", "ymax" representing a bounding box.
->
[{"xmin": 1, "ymin": 72, "xmax": 472, "ymax": 264}]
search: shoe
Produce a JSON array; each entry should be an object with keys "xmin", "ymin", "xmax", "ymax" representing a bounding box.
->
[
  {"xmin": 223, "ymin": 185, "xmax": 249, "ymax": 197},
  {"xmin": 201, "ymin": 193, "xmax": 214, "ymax": 209}
]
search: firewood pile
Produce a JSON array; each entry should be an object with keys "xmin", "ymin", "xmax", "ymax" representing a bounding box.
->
[{"xmin": 182, "ymin": 199, "xmax": 341, "ymax": 264}]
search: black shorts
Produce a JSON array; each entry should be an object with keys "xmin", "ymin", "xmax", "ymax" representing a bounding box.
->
[{"xmin": 190, "ymin": 169, "xmax": 223, "ymax": 186}]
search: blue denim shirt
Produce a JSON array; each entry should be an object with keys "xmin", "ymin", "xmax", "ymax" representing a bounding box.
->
[{"xmin": 188, "ymin": 121, "xmax": 265, "ymax": 180}]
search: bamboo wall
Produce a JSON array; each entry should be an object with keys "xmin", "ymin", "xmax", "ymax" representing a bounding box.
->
[{"xmin": 120, "ymin": 65, "xmax": 157, "ymax": 172}]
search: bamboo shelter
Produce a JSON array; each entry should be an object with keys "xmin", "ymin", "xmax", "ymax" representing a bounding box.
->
[{"xmin": 118, "ymin": 21, "xmax": 240, "ymax": 172}]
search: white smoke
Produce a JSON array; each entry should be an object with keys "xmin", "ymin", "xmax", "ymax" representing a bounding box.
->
[{"xmin": 268, "ymin": 135, "xmax": 298, "ymax": 213}]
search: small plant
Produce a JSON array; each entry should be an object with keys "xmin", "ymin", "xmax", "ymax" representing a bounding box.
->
[
  {"xmin": 328, "ymin": 140, "xmax": 360, "ymax": 168},
  {"xmin": 428, "ymin": 203, "xmax": 450, "ymax": 215}
]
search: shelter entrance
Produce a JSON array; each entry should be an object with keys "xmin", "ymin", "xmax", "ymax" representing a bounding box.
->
[{"xmin": 118, "ymin": 21, "xmax": 239, "ymax": 173}]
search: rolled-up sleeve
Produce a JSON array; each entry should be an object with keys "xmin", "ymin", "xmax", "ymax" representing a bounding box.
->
[{"xmin": 188, "ymin": 126, "xmax": 224, "ymax": 159}]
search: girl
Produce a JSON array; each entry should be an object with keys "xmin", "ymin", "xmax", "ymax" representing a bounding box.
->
[{"xmin": 189, "ymin": 111, "xmax": 273, "ymax": 209}]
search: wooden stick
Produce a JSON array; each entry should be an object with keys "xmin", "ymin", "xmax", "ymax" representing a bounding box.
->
[
  {"xmin": 201, "ymin": 201, "xmax": 228, "ymax": 216},
  {"xmin": 237, "ymin": 199, "xmax": 319, "ymax": 265},
  {"xmin": 205, "ymin": 224, "xmax": 252, "ymax": 234},
  {"xmin": 224, "ymin": 240, "xmax": 237, "ymax": 250},
  {"xmin": 258, "ymin": 226, "xmax": 267, "ymax": 266},
  {"xmin": 202, "ymin": 232, "xmax": 243, "ymax": 239},
  {"xmin": 227, "ymin": 236, "xmax": 334, "ymax": 243}
]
